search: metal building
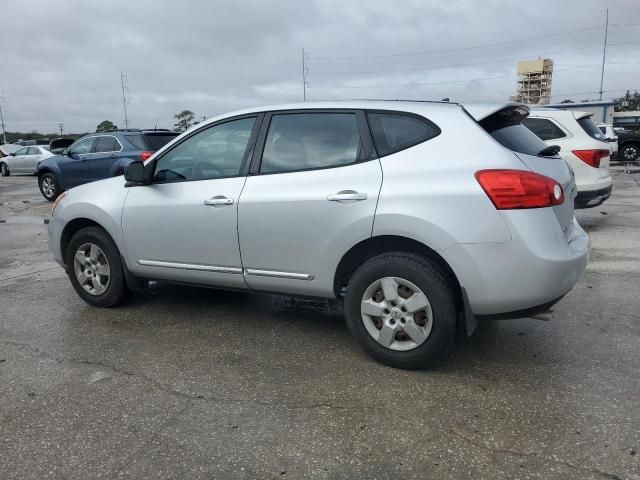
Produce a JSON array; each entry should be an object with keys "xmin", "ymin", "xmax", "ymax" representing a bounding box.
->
[{"xmin": 510, "ymin": 58, "xmax": 554, "ymax": 105}]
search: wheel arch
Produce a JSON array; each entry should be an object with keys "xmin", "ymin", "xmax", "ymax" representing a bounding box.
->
[
  {"xmin": 333, "ymin": 235, "xmax": 462, "ymax": 302},
  {"xmin": 59, "ymin": 218, "xmax": 105, "ymax": 268}
]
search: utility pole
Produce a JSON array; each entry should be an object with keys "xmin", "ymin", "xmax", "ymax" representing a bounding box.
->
[
  {"xmin": 0, "ymin": 89, "xmax": 6, "ymax": 144},
  {"xmin": 302, "ymin": 47, "xmax": 308, "ymax": 102},
  {"xmin": 599, "ymin": 9, "xmax": 609, "ymax": 101},
  {"xmin": 120, "ymin": 71, "xmax": 129, "ymax": 128},
  {"xmin": 0, "ymin": 102, "xmax": 6, "ymax": 144},
  {"xmin": 58, "ymin": 123, "xmax": 64, "ymax": 136}
]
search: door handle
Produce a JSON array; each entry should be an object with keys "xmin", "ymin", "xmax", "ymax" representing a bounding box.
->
[
  {"xmin": 327, "ymin": 191, "xmax": 367, "ymax": 202},
  {"xmin": 204, "ymin": 196, "xmax": 234, "ymax": 206}
]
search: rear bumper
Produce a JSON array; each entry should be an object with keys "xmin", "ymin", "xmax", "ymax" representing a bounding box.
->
[
  {"xmin": 575, "ymin": 184, "xmax": 613, "ymax": 209},
  {"xmin": 439, "ymin": 213, "xmax": 589, "ymax": 316}
]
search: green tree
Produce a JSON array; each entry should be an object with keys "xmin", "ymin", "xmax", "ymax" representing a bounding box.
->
[
  {"xmin": 174, "ymin": 110, "xmax": 196, "ymax": 132},
  {"xmin": 559, "ymin": 99, "xmax": 574, "ymax": 104},
  {"xmin": 96, "ymin": 120, "xmax": 117, "ymax": 132},
  {"xmin": 613, "ymin": 90, "xmax": 640, "ymax": 112}
]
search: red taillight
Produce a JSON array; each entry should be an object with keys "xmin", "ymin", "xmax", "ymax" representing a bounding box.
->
[
  {"xmin": 140, "ymin": 151, "xmax": 154, "ymax": 161},
  {"xmin": 475, "ymin": 169, "xmax": 564, "ymax": 210},
  {"xmin": 572, "ymin": 149, "xmax": 609, "ymax": 168}
]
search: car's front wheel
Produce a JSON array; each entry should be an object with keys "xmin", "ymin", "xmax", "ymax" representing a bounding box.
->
[
  {"xmin": 0, "ymin": 162, "xmax": 9, "ymax": 177},
  {"xmin": 65, "ymin": 226, "xmax": 130, "ymax": 307},
  {"xmin": 38, "ymin": 173, "xmax": 61, "ymax": 201},
  {"xmin": 344, "ymin": 252, "xmax": 457, "ymax": 369},
  {"xmin": 621, "ymin": 143, "xmax": 639, "ymax": 162}
]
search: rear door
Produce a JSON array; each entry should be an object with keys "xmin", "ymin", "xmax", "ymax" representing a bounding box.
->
[
  {"xmin": 237, "ymin": 110, "xmax": 381, "ymax": 297},
  {"xmin": 88, "ymin": 135, "xmax": 123, "ymax": 181},
  {"xmin": 25, "ymin": 147, "xmax": 43, "ymax": 173}
]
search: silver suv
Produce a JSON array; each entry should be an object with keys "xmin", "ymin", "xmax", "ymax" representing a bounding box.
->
[{"xmin": 48, "ymin": 101, "xmax": 589, "ymax": 369}]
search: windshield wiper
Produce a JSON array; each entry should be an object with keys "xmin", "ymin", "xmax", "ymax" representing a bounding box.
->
[{"xmin": 537, "ymin": 145, "xmax": 561, "ymax": 157}]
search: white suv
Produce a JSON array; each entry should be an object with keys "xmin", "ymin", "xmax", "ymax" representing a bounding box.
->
[{"xmin": 524, "ymin": 109, "xmax": 612, "ymax": 208}]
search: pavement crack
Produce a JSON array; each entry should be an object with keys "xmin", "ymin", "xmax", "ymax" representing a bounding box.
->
[{"xmin": 450, "ymin": 430, "xmax": 622, "ymax": 479}]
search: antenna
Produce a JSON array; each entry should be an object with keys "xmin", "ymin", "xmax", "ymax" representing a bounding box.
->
[
  {"xmin": 58, "ymin": 123, "xmax": 64, "ymax": 136},
  {"xmin": 599, "ymin": 9, "xmax": 609, "ymax": 101},
  {"xmin": 302, "ymin": 47, "xmax": 309, "ymax": 102},
  {"xmin": 121, "ymin": 71, "xmax": 129, "ymax": 128}
]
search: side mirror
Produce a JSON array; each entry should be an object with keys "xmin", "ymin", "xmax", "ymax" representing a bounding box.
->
[
  {"xmin": 9, "ymin": 152, "xmax": 15, "ymax": 156},
  {"xmin": 124, "ymin": 161, "xmax": 146, "ymax": 185}
]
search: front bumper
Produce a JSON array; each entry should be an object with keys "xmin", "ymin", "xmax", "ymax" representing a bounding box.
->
[
  {"xmin": 575, "ymin": 185, "xmax": 613, "ymax": 209},
  {"xmin": 439, "ymin": 214, "xmax": 589, "ymax": 317},
  {"xmin": 48, "ymin": 216, "xmax": 66, "ymax": 268}
]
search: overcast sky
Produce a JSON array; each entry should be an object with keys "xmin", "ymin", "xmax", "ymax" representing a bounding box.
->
[{"xmin": 1, "ymin": 0, "xmax": 638, "ymax": 133}]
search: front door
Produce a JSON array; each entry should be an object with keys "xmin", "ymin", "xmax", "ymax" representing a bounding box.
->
[
  {"xmin": 88, "ymin": 135, "xmax": 123, "ymax": 181},
  {"xmin": 59, "ymin": 136, "xmax": 95, "ymax": 188},
  {"xmin": 122, "ymin": 115, "xmax": 260, "ymax": 289},
  {"xmin": 238, "ymin": 110, "xmax": 382, "ymax": 298},
  {"xmin": 10, "ymin": 147, "xmax": 29, "ymax": 173}
]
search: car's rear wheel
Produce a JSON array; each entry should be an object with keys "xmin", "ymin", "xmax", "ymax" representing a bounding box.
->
[
  {"xmin": 621, "ymin": 144, "xmax": 639, "ymax": 162},
  {"xmin": 344, "ymin": 252, "xmax": 457, "ymax": 369},
  {"xmin": 65, "ymin": 226, "xmax": 130, "ymax": 307},
  {"xmin": 39, "ymin": 173, "xmax": 60, "ymax": 201},
  {"xmin": 0, "ymin": 162, "xmax": 9, "ymax": 177}
]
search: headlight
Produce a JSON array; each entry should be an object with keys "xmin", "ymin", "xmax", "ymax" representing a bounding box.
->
[{"xmin": 51, "ymin": 191, "xmax": 67, "ymax": 215}]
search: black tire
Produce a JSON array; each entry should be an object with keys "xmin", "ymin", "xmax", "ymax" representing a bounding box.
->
[
  {"xmin": 344, "ymin": 252, "xmax": 457, "ymax": 370},
  {"xmin": 38, "ymin": 172, "xmax": 61, "ymax": 201},
  {"xmin": 65, "ymin": 226, "xmax": 130, "ymax": 307},
  {"xmin": 0, "ymin": 162, "xmax": 9, "ymax": 177},
  {"xmin": 621, "ymin": 144, "xmax": 639, "ymax": 162}
]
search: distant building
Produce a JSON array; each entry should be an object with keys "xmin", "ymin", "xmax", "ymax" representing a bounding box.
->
[{"xmin": 510, "ymin": 58, "xmax": 554, "ymax": 105}]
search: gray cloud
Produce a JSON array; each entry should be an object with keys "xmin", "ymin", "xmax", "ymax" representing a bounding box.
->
[{"xmin": 1, "ymin": 0, "xmax": 638, "ymax": 133}]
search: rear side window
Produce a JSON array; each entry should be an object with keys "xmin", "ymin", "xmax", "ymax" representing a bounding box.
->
[
  {"xmin": 367, "ymin": 112, "xmax": 440, "ymax": 157},
  {"xmin": 260, "ymin": 113, "xmax": 361, "ymax": 173},
  {"xmin": 27, "ymin": 147, "xmax": 40, "ymax": 155},
  {"xmin": 577, "ymin": 117, "xmax": 606, "ymax": 141},
  {"xmin": 125, "ymin": 133, "xmax": 178, "ymax": 151},
  {"xmin": 522, "ymin": 118, "xmax": 566, "ymax": 141},
  {"xmin": 94, "ymin": 136, "xmax": 121, "ymax": 153},
  {"xmin": 598, "ymin": 126, "xmax": 606, "ymax": 134}
]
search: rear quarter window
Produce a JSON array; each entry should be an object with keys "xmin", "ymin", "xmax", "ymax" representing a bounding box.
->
[
  {"xmin": 366, "ymin": 112, "xmax": 440, "ymax": 157},
  {"xmin": 522, "ymin": 117, "xmax": 567, "ymax": 141},
  {"xmin": 577, "ymin": 117, "xmax": 607, "ymax": 142}
]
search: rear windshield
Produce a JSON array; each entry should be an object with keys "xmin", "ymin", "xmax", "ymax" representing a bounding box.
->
[
  {"xmin": 124, "ymin": 133, "xmax": 178, "ymax": 151},
  {"xmin": 578, "ymin": 117, "xmax": 606, "ymax": 142},
  {"xmin": 478, "ymin": 109, "xmax": 549, "ymax": 156}
]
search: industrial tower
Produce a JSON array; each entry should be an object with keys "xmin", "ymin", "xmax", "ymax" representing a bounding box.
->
[{"xmin": 511, "ymin": 58, "xmax": 554, "ymax": 105}]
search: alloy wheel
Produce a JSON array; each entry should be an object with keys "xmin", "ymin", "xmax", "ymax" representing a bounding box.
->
[
  {"xmin": 73, "ymin": 243, "xmax": 111, "ymax": 295},
  {"xmin": 360, "ymin": 276, "xmax": 433, "ymax": 351},
  {"xmin": 623, "ymin": 145, "xmax": 638, "ymax": 161},
  {"xmin": 41, "ymin": 176, "xmax": 56, "ymax": 199}
]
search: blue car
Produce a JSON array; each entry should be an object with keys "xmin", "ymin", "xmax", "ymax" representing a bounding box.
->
[{"xmin": 36, "ymin": 129, "xmax": 178, "ymax": 201}]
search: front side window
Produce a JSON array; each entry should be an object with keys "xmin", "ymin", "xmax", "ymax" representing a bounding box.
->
[
  {"xmin": 367, "ymin": 112, "xmax": 440, "ymax": 157},
  {"xmin": 94, "ymin": 136, "xmax": 121, "ymax": 153},
  {"xmin": 260, "ymin": 113, "xmax": 361, "ymax": 174},
  {"xmin": 522, "ymin": 117, "xmax": 567, "ymax": 141},
  {"xmin": 69, "ymin": 137, "xmax": 95, "ymax": 155},
  {"xmin": 153, "ymin": 117, "xmax": 255, "ymax": 183},
  {"xmin": 14, "ymin": 147, "xmax": 29, "ymax": 156}
]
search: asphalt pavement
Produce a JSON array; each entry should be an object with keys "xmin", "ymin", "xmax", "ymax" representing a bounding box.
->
[{"xmin": 1, "ymin": 169, "xmax": 639, "ymax": 479}]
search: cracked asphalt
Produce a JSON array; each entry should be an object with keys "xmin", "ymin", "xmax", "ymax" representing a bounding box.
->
[{"xmin": 1, "ymin": 168, "xmax": 639, "ymax": 479}]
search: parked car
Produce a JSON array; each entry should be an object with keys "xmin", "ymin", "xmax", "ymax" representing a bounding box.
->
[
  {"xmin": 48, "ymin": 101, "xmax": 589, "ymax": 369},
  {"xmin": 36, "ymin": 129, "xmax": 178, "ymax": 201},
  {"xmin": 49, "ymin": 138, "xmax": 76, "ymax": 155},
  {"xmin": 615, "ymin": 129, "xmax": 640, "ymax": 162},
  {"xmin": 523, "ymin": 109, "xmax": 612, "ymax": 208},
  {"xmin": 0, "ymin": 145, "xmax": 53, "ymax": 176},
  {"xmin": 596, "ymin": 123, "xmax": 618, "ymax": 156}
]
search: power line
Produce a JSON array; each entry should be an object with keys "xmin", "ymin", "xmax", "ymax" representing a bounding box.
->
[
  {"xmin": 310, "ymin": 25, "xmax": 603, "ymax": 60},
  {"xmin": 307, "ymin": 45, "xmax": 602, "ymax": 77},
  {"xmin": 308, "ymin": 63, "xmax": 601, "ymax": 90}
]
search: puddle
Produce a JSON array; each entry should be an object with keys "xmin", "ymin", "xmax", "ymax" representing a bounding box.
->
[{"xmin": 0, "ymin": 216, "xmax": 50, "ymax": 225}]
